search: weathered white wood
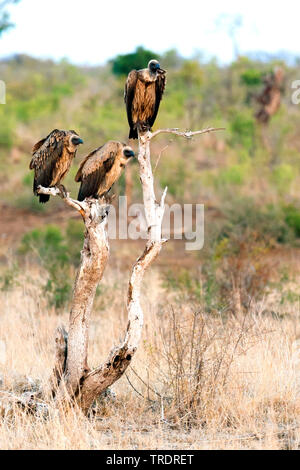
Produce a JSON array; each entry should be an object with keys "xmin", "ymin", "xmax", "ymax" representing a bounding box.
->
[
  {"xmin": 150, "ymin": 127, "xmax": 225, "ymax": 140},
  {"xmin": 37, "ymin": 186, "xmax": 85, "ymax": 214},
  {"xmin": 50, "ymin": 326, "xmax": 68, "ymax": 394},
  {"xmin": 58, "ymin": 202, "xmax": 109, "ymax": 401}
]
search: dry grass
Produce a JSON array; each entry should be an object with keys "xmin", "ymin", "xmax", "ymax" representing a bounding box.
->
[{"xmin": 0, "ymin": 264, "xmax": 299, "ymax": 450}]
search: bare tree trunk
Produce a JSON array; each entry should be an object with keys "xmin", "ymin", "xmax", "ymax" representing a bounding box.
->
[
  {"xmin": 125, "ymin": 164, "xmax": 133, "ymax": 207},
  {"xmin": 50, "ymin": 326, "xmax": 68, "ymax": 394},
  {"xmin": 37, "ymin": 127, "xmax": 222, "ymax": 414},
  {"xmin": 36, "ymin": 189, "xmax": 110, "ymax": 405},
  {"xmin": 55, "ymin": 200, "xmax": 110, "ymax": 403}
]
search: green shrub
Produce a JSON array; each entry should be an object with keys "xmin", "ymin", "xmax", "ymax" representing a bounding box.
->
[
  {"xmin": 220, "ymin": 198, "xmax": 293, "ymax": 245},
  {"xmin": 283, "ymin": 204, "xmax": 300, "ymax": 237},
  {"xmin": 14, "ymin": 193, "xmax": 46, "ymax": 213},
  {"xmin": 198, "ymin": 198, "xmax": 297, "ymax": 312},
  {"xmin": 163, "ymin": 269, "xmax": 201, "ymax": 303},
  {"xmin": 271, "ymin": 164, "xmax": 295, "ymax": 194},
  {"xmin": 111, "ymin": 46, "xmax": 159, "ymax": 76},
  {"xmin": 159, "ymin": 158, "xmax": 188, "ymax": 199},
  {"xmin": 240, "ymin": 69, "xmax": 263, "ymax": 87},
  {"xmin": 22, "ymin": 173, "xmax": 33, "ymax": 188},
  {"xmin": 19, "ymin": 223, "xmax": 84, "ymax": 309},
  {"xmin": 216, "ymin": 164, "xmax": 249, "ymax": 187},
  {"xmin": 65, "ymin": 220, "xmax": 84, "ymax": 266},
  {"xmin": 0, "ymin": 108, "xmax": 15, "ymax": 149},
  {"xmin": 229, "ymin": 111, "xmax": 256, "ymax": 153},
  {"xmin": 0, "ymin": 263, "xmax": 19, "ymax": 291}
]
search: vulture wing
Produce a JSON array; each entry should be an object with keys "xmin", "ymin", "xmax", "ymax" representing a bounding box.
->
[
  {"xmin": 30, "ymin": 129, "xmax": 65, "ymax": 194},
  {"xmin": 149, "ymin": 73, "xmax": 166, "ymax": 128},
  {"xmin": 76, "ymin": 145, "xmax": 116, "ymax": 201},
  {"xmin": 74, "ymin": 147, "xmax": 100, "ymax": 183},
  {"xmin": 124, "ymin": 70, "xmax": 138, "ymax": 135},
  {"xmin": 32, "ymin": 137, "xmax": 48, "ymax": 154}
]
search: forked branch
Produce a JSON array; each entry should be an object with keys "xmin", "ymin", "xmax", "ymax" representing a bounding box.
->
[{"xmin": 149, "ymin": 127, "xmax": 225, "ymax": 141}]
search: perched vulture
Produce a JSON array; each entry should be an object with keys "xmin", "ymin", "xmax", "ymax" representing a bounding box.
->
[
  {"xmin": 75, "ymin": 141, "xmax": 135, "ymax": 201},
  {"xmin": 124, "ymin": 59, "xmax": 166, "ymax": 139},
  {"xmin": 30, "ymin": 129, "xmax": 83, "ymax": 203}
]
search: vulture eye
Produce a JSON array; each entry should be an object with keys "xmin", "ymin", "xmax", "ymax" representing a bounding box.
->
[
  {"xmin": 123, "ymin": 149, "xmax": 135, "ymax": 158},
  {"xmin": 72, "ymin": 137, "xmax": 84, "ymax": 145}
]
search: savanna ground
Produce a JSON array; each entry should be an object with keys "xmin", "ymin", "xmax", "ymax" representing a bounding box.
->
[{"xmin": 1, "ymin": 49, "xmax": 300, "ymax": 449}]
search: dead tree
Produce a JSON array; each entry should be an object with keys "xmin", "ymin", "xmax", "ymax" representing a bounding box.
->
[
  {"xmin": 125, "ymin": 164, "xmax": 133, "ymax": 207},
  {"xmin": 37, "ymin": 127, "xmax": 222, "ymax": 415}
]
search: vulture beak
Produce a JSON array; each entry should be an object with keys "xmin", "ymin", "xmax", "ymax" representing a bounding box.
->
[
  {"xmin": 72, "ymin": 136, "xmax": 84, "ymax": 146},
  {"xmin": 158, "ymin": 68, "xmax": 166, "ymax": 74},
  {"xmin": 124, "ymin": 149, "xmax": 135, "ymax": 158}
]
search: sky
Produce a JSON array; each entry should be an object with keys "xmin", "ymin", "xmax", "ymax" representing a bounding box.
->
[{"xmin": 0, "ymin": 0, "xmax": 299, "ymax": 65}]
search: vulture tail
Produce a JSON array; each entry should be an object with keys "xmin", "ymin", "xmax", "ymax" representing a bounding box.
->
[
  {"xmin": 77, "ymin": 185, "xmax": 86, "ymax": 202},
  {"xmin": 129, "ymin": 127, "xmax": 138, "ymax": 140},
  {"xmin": 33, "ymin": 178, "xmax": 50, "ymax": 203},
  {"xmin": 39, "ymin": 194, "xmax": 50, "ymax": 203}
]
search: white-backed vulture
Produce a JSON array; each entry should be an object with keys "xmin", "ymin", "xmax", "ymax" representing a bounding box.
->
[
  {"xmin": 124, "ymin": 59, "xmax": 166, "ymax": 139},
  {"xmin": 75, "ymin": 141, "xmax": 135, "ymax": 201},
  {"xmin": 30, "ymin": 129, "xmax": 83, "ymax": 203}
]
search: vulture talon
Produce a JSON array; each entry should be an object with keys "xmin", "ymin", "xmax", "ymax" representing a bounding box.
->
[{"xmin": 57, "ymin": 184, "xmax": 67, "ymax": 198}]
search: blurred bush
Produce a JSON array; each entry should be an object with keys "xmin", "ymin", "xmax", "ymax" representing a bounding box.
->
[
  {"xmin": 283, "ymin": 204, "xmax": 300, "ymax": 237},
  {"xmin": 19, "ymin": 221, "xmax": 84, "ymax": 309},
  {"xmin": 111, "ymin": 46, "xmax": 159, "ymax": 76},
  {"xmin": 229, "ymin": 110, "xmax": 256, "ymax": 153},
  {"xmin": 240, "ymin": 69, "xmax": 263, "ymax": 87},
  {"xmin": 1, "ymin": 49, "xmax": 299, "ymax": 314}
]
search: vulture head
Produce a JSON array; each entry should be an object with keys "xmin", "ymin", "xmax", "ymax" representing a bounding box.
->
[
  {"xmin": 148, "ymin": 60, "xmax": 165, "ymax": 74},
  {"xmin": 123, "ymin": 145, "xmax": 135, "ymax": 159},
  {"xmin": 67, "ymin": 131, "xmax": 84, "ymax": 152}
]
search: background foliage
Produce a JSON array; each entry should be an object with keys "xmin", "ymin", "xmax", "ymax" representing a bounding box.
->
[{"xmin": 1, "ymin": 46, "xmax": 300, "ymax": 310}]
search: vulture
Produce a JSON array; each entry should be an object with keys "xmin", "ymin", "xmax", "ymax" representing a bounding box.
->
[
  {"xmin": 124, "ymin": 59, "xmax": 166, "ymax": 139},
  {"xmin": 75, "ymin": 141, "xmax": 135, "ymax": 201},
  {"xmin": 30, "ymin": 129, "xmax": 83, "ymax": 203}
]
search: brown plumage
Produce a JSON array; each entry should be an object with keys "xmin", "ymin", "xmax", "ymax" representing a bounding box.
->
[
  {"xmin": 75, "ymin": 141, "xmax": 135, "ymax": 201},
  {"xmin": 30, "ymin": 129, "xmax": 83, "ymax": 203},
  {"xmin": 124, "ymin": 59, "xmax": 166, "ymax": 139}
]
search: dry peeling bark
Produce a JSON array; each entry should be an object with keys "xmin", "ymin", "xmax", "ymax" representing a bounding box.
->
[{"xmin": 36, "ymin": 127, "xmax": 222, "ymax": 414}]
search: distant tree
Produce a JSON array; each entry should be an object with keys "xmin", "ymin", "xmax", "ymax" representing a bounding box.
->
[
  {"xmin": 111, "ymin": 46, "xmax": 160, "ymax": 76},
  {"xmin": 174, "ymin": 60, "xmax": 203, "ymax": 128},
  {"xmin": 240, "ymin": 69, "xmax": 263, "ymax": 88},
  {"xmin": 161, "ymin": 48, "xmax": 183, "ymax": 70},
  {"xmin": 215, "ymin": 14, "xmax": 243, "ymax": 60},
  {"xmin": 0, "ymin": 0, "xmax": 20, "ymax": 38},
  {"xmin": 240, "ymin": 68, "xmax": 264, "ymax": 105}
]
